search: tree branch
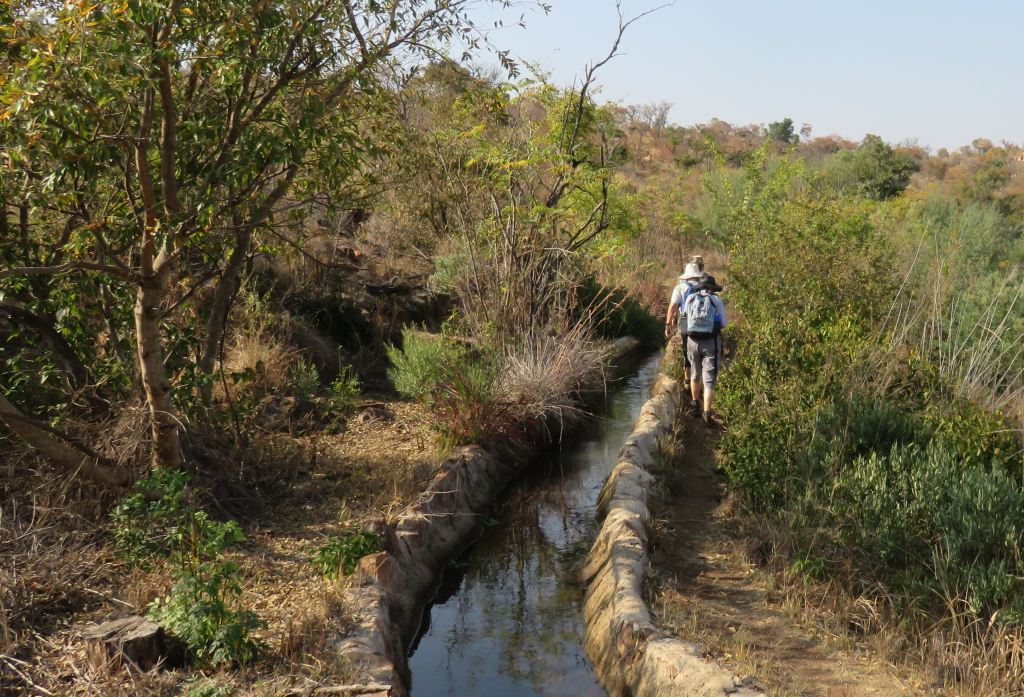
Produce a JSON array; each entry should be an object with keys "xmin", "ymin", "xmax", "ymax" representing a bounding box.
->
[{"xmin": 0, "ymin": 261, "xmax": 135, "ymax": 282}]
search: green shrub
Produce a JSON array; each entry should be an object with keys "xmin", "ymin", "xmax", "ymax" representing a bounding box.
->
[
  {"xmin": 148, "ymin": 561, "xmax": 265, "ymax": 666},
  {"xmin": 800, "ymin": 392, "xmax": 930, "ymax": 478},
  {"xmin": 111, "ymin": 470, "xmax": 263, "ymax": 666},
  {"xmin": 827, "ymin": 441, "xmax": 1024, "ymax": 622},
  {"xmin": 327, "ymin": 365, "xmax": 361, "ymax": 417},
  {"xmin": 791, "ymin": 550, "xmax": 830, "ymax": 581},
  {"xmin": 431, "ymin": 358, "xmax": 510, "ymax": 447},
  {"xmin": 718, "ymin": 400, "xmax": 798, "ymax": 511},
  {"xmin": 386, "ymin": 328, "xmax": 512, "ymax": 446},
  {"xmin": 925, "ymin": 399, "xmax": 1022, "ymax": 475},
  {"xmin": 313, "ymin": 532, "xmax": 382, "ymax": 578},
  {"xmin": 289, "ymin": 358, "xmax": 320, "ymax": 400},
  {"xmin": 111, "ymin": 468, "xmax": 190, "ymax": 568},
  {"xmin": 386, "ymin": 329, "xmax": 466, "ymax": 400},
  {"xmin": 428, "ymin": 251, "xmax": 470, "ymax": 294}
]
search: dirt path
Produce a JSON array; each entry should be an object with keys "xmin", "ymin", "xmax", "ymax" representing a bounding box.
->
[{"xmin": 648, "ymin": 414, "xmax": 930, "ymax": 697}]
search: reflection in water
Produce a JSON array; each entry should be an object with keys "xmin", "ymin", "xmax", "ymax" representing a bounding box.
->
[{"xmin": 408, "ymin": 354, "xmax": 662, "ymax": 697}]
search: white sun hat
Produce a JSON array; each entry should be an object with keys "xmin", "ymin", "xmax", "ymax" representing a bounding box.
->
[{"xmin": 681, "ymin": 262, "xmax": 702, "ymax": 281}]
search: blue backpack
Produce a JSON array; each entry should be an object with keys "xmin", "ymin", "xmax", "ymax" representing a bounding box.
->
[{"xmin": 684, "ymin": 291, "xmax": 718, "ymax": 337}]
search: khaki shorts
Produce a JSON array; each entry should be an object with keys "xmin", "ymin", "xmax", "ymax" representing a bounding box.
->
[{"xmin": 686, "ymin": 335, "xmax": 721, "ymax": 387}]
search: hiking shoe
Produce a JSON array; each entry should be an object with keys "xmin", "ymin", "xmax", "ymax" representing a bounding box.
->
[
  {"xmin": 703, "ymin": 410, "xmax": 722, "ymax": 428},
  {"xmin": 689, "ymin": 398, "xmax": 701, "ymax": 416}
]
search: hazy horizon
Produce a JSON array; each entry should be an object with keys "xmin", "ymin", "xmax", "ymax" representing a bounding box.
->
[{"xmin": 466, "ymin": 0, "xmax": 1024, "ymax": 152}]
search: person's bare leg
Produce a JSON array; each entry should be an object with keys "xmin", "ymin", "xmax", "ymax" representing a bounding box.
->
[
  {"xmin": 702, "ymin": 385, "xmax": 714, "ymax": 414},
  {"xmin": 691, "ymin": 380, "xmax": 701, "ymax": 402}
]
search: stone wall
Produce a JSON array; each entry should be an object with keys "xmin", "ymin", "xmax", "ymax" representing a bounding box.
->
[{"xmin": 582, "ymin": 339, "xmax": 766, "ymax": 697}]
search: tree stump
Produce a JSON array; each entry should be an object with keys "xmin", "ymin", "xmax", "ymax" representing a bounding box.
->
[{"xmin": 82, "ymin": 616, "xmax": 177, "ymax": 672}]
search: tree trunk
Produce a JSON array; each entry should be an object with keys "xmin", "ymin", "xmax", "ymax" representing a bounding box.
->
[
  {"xmin": 0, "ymin": 392, "xmax": 130, "ymax": 488},
  {"xmin": 133, "ymin": 82, "xmax": 183, "ymax": 471},
  {"xmin": 198, "ymin": 227, "xmax": 251, "ymax": 383},
  {"xmin": 82, "ymin": 615, "xmax": 183, "ymax": 671},
  {"xmin": 196, "ymin": 166, "xmax": 296, "ymax": 389},
  {"xmin": 134, "ymin": 274, "xmax": 181, "ymax": 469}
]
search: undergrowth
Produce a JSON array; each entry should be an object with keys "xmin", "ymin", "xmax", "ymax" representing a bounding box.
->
[
  {"xmin": 313, "ymin": 532, "xmax": 382, "ymax": 578},
  {"xmin": 710, "ymin": 149, "xmax": 1024, "ymax": 693},
  {"xmin": 112, "ymin": 470, "xmax": 264, "ymax": 667}
]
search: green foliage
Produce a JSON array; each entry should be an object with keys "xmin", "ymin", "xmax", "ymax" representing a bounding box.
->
[
  {"xmin": 718, "ymin": 395, "xmax": 799, "ymax": 511},
  {"xmin": 431, "ymin": 358, "xmax": 508, "ymax": 448},
  {"xmin": 182, "ymin": 678, "xmax": 232, "ymax": 697},
  {"xmin": 835, "ymin": 134, "xmax": 919, "ymax": 200},
  {"xmin": 709, "ymin": 145, "xmax": 1024, "ymax": 629},
  {"xmin": 767, "ymin": 117, "xmax": 797, "ymax": 145},
  {"xmin": 386, "ymin": 330, "xmax": 469, "ymax": 400},
  {"xmin": 385, "ymin": 328, "xmax": 510, "ymax": 446},
  {"xmin": 111, "ymin": 470, "xmax": 262, "ymax": 666},
  {"xmin": 790, "ymin": 551, "xmax": 829, "ymax": 580},
  {"xmin": 313, "ymin": 532, "xmax": 382, "ymax": 578},
  {"xmin": 112, "ymin": 468, "xmax": 191, "ymax": 568},
  {"xmin": 960, "ymin": 153, "xmax": 1012, "ymax": 206},
  {"xmin": 327, "ymin": 366, "xmax": 362, "ymax": 418},
  {"xmin": 0, "ymin": 0, "xmax": 492, "ymax": 471},
  {"xmin": 428, "ymin": 251, "xmax": 472, "ymax": 294},
  {"xmin": 148, "ymin": 561, "xmax": 266, "ymax": 666},
  {"xmin": 576, "ymin": 277, "xmax": 662, "ymax": 347},
  {"xmin": 827, "ymin": 441, "xmax": 1024, "ymax": 622},
  {"xmin": 289, "ymin": 359, "xmax": 321, "ymax": 401}
]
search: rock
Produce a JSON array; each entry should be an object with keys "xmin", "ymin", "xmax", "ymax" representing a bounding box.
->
[
  {"xmin": 354, "ymin": 404, "xmax": 394, "ymax": 424},
  {"xmin": 82, "ymin": 615, "xmax": 181, "ymax": 672},
  {"xmin": 257, "ymin": 394, "xmax": 321, "ymax": 433}
]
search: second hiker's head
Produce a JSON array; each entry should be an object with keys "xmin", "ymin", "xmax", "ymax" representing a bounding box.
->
[
  {"xmin": 690, "ymin": 255, "xmax": 705, "ymax": 271},
  {"xmin": 697, "ymin": 275, "xmax": 723, "ymax": 293}
]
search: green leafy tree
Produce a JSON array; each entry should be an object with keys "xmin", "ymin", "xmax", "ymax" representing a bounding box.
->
[
  {"xmin": 841, "ymin": 134, "xmax": 919, "ymax": 200},
  {"xmin": 767, "ymin": 117, "xmax": 797, "ymax": 145},
  {"xmin": 0, "ymin": 0, "xmax": 508, "ymax": 481}
]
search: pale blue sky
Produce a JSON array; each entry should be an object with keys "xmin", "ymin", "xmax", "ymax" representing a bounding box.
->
[{"xmin": 467, "ymin": 0, "xmax": 1023, "ymax": 151}]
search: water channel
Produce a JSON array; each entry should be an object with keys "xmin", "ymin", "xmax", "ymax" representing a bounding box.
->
[{"xmin": 407, "ymin": 352, "xmax": 662, "ymax": 697}]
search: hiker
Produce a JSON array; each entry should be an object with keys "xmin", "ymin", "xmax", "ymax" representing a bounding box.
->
[
  {"xmin": 665, "ymin": 262, "xmax": 704, "ymax": 337},
  {"xmin": 683, "ymin": 275, "xmax": 727, "ymax": 425},
  {"xmin": 665, "ymin": 262, "xmax": 702, "ymax": 334}
]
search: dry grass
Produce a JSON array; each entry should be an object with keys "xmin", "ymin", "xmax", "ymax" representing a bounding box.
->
[
  {"xmin": 751, "ymin": 518, "xmax": 1024, "ymax": 697},
  {"xmin": 4, "ymin": 396, "xmax": 439, "ymax": 696},
  {"xmin": 877, "ymin": 239, "xmax": 1024, "ymax": 425},
  {"xmin": 498, "ymin": 321, "xmax": 607, "ymax": 427},
  {"xmin": 655, "ymin": 593, "xmax": 811, "ymax": 697},
  {"xmin": 222, "ymin": 319, "xmax": 301, "ymax": 397}
]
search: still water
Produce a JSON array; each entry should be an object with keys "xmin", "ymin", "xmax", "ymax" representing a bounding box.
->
[{"xmin": 407, "ymin": 353, "xmax": 662, "ymax": 697}]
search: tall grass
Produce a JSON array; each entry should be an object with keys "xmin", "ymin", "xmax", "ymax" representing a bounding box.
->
[
  {"xmin": 872, "ymin": 198, "xmax": 1024, "ymax": 424},
  {"xmin": 878, "ymin": 237, "xmax": 1024, "ymax": 423},
  {"xmin": 498, "ymin": 322, "xmax": 606, "ymax": 425},
  {"xmin": 386, "ymin": 320, "xmax": 608, "ymax": 448}
]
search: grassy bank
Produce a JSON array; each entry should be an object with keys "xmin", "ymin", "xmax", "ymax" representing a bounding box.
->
[{"xmin": 707, "ymin": 150, "xmax": 1023, "ymax": 694}]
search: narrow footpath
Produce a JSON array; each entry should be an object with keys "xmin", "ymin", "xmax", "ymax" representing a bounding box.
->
[{"xmin": 649, "ymin": 414, "xmax": 931, "ymax": 697}]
